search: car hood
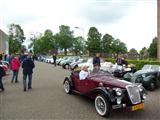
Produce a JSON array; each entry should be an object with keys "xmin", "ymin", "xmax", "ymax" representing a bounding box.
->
[{"xmin": 89, "ymin": 74, "xmax": 132, "ymax": 88}]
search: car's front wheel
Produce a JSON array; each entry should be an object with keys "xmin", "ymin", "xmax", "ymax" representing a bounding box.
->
[
  {"xmin": 95, "ymin": 94, "xmax": 111, "ymax": 117},
  {"xmin": 148, "ymin": 81, "xmax": 156, "ymax": 91},
  {"xmin": 63, "ymin": 79, "xmax": 71, "ymax": 94}
]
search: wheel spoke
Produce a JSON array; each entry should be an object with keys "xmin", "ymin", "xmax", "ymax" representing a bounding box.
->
[
  {"xmin": 64, "ymin": 81, "xmax": 70, "ymax": 93},
  {"xmin": 95, "ymin": 96, "xmax": 107, "ymax": 116}
]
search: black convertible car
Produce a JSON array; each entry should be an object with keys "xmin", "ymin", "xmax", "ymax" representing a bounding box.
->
[{"xmin": 123, "ymin": 65, "xmax": 160, "ymax": 91}]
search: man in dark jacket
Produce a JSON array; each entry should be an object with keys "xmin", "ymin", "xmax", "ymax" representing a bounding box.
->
[
  {"xmin": 22, "ymin": 55, "xmax": 35, "ymax": 91},
  {"xmin": 93, "ymin": 53, "xmax": 101, "ymax": 71},
  {"xmin": 0, "ymin": 65, "xmax": 6, "ymax": 91},
  {"xmin": 52, "ymin": 53, "xmax": 57, "ymax": 66}
]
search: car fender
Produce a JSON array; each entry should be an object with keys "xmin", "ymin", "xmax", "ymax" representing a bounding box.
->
[
  {"xmin": 92, "ymin": 87, "xmax": 116, "ymax": 103},
  {"xmin": 63, "ymin": 76, "xmax": 73, "ymax": 87},
  {"xmin": 143, "ymin": 75, "xmax": 155, "ymax": 83}
]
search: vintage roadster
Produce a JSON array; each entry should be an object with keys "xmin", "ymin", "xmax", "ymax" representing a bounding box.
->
[
  {"xmin": 63, "ymin": 70, "xmax": 147, "ymax": 117},
  {"xmin": 124, "ymin": 65, "xmax": 160, "ymax": 91}
]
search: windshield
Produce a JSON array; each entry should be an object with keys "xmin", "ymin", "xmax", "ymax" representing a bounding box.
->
[
  {"xmin": 88, "ymin": 70, "xmax": 113, "ymax": 78},
  {"xmin": 142, "ymin": 65, "xmax": 160, "ymax": 71}
]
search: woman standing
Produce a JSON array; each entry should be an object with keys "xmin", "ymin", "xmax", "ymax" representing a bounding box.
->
[{"xmin": 10, "ymin": 56, "xmax": 20, "ymax": 83}]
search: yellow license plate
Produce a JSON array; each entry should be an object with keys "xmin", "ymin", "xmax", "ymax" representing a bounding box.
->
[{"xmin": 132, "ymin": 103, "xmax": 144, "ymax": 111}]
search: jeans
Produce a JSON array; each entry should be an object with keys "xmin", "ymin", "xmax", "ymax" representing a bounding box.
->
[
  {"xmin": 0, "ymin": 77, "xmax": 4, "ymax": 90},
  {"xmin": 23, "ymin": 74, "xmax": 32, "ymax": 89},
  {"xmin": 53, "ymin": 61, "xmax": 56, "ymax": 66},
  {"xmin": 11, "ymin": 70, "xmax": 19, "ymax": 82},
  {"xmin": 53, "ymin": 59, "xmax": 56, "ymax": 66}
]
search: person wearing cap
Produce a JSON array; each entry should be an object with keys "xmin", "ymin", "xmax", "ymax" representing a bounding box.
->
[{"xmin": 79, "ymin": 66, "xmax": 89, "ymax": 80}]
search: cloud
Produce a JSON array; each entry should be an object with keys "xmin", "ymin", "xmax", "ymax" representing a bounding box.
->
[
  {"xmin": 1, "ymin": 13, "xmax": 42, "ymax": 25},
  {"xmin": 0, "ymin": 0, "xmax": 157, "ymax": 51},
  {"xmin": 76, "ymin": 0, "xmax": 156, "ymax": 25},
  {"xmin": 76, "ymin": 0, "xmax": 133, "ymax": 24}
]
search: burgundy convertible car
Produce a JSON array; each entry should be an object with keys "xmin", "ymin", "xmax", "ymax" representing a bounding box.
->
[{"xmin": 63, "ymin": 71, "xmax": 147, "ymax": 117}]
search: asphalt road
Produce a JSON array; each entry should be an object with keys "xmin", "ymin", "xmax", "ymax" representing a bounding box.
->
[{"xmin": 0, "ymin": 61, "xmax": 160, "ymax": 120}]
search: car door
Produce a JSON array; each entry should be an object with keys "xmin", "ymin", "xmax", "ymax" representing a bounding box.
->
[
  {"xmin": 156, "ymin": 71, "xmax": 160, "ymax": 87},
  {"xmin": 71, "ymin": 72, "xmax": 80, "ymax": 90},
  {"xmin": 77, "ymin": 78, "xmax": 96, "ymax": 93}
]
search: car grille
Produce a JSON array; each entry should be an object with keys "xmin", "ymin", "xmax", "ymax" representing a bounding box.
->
[{"xmin": 126, "ymin": 85, "xmax": 141, "ymax": 104}]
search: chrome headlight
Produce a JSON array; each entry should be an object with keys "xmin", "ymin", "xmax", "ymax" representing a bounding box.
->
[
  {"xmin": 137, "ymin": 84, "xmax": 143, "ymax": 92},
  {"xmin": 142, "ymin": 93, "xmax": 147, "ymax": 99},
  {"xmin": 114, "ymin": 88, "xmax": 122, "ymax": 96}
]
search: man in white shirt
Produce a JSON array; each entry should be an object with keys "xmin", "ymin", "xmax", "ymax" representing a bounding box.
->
[{"xmin": 79, "ymin": 66, "xmax": 89, "ymax": 80}]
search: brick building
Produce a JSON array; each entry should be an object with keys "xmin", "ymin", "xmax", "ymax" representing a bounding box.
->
[{"xmin": 0, "ymin": 29, "xmax": 9, "ymax": 54}]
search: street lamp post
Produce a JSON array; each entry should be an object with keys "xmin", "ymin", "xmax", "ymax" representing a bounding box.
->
[{"xmin": 74, "ymin": 27, "xmax": 85, "ymax": 56}]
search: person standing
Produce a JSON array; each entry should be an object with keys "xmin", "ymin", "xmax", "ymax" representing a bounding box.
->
[
  {"xmin": 4, "ymin": 54, "xmax": 7, "ymax": 61},
  {"xmin": 93, "ymin": 53, "xmax": 101, "ymax": 71},
  {"xmin": 10, "ymin": 56, "xmax": 21, "ymax": 83},
  {"xmin": 52, "ymin": 53, "xmax": 57, "ymax": 66},
  {"xmin": 0, "ymin": 53, "xmax": 3, "ymax": 60},
  {"xmin": 116, "ymin": 54, "xmax": 123, "ymax": 66},
  {"xmin": 22, "ymin": 55, "xmax": 35, "ymax": 91},
  {"xmin": 0, "ymin": 64, "xmax": 6, "ymax": 91}
]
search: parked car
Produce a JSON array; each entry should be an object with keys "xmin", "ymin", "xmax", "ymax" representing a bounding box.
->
[
  {"xmin": 1, "ymin": 60, "xmax": 9, "ymax": 67},
  {"xmin": 78, "ymin": 58, "xmax": 95, "ymax": 71},
  {"xmin": 0, "ymin": 61, "xmax": 9, "ymax": 75},
  {"xmin": 123, "ymin": 65, "xmax": 160, "ymax": 91},
  {"xmin": 37, "ymin": 55, "xmax": 46, "ymax": 61},
  {"xmin": 63, "ymin": 70, "xmax": 147, "ymax": 117},
  {"xmin": 56, "ymin": 58, "xmax": 63, "ymax": 65},
  {"xmin": 45, "ymin": 56, "xmax": 53, "ymax": 63},
  {"xmin": 59, "ymin": 56, "xmax": 70, "ymax": 66},
  {"xmin": 70, "ymin": 58, "xmax": 87, "ymax": 70},
  {"xmin": 62, "ymin": 56, "xmax": 80, "ymax": 69},
  {"xmin": 78, "ymin": 58, "xmax": 112, "ymax": 72},
  {"xmin": 113, "ymin": 64, "xmax": 136, "ymax": 78}
]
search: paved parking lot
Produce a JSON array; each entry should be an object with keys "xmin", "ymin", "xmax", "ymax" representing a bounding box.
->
[{"xmin": 0, "ymin": 61, "xmax": 160, "ymax": 120}]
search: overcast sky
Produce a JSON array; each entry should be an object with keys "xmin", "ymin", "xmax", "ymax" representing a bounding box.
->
[{"xmin": 0, "ymin": 0, "xmax": 157, "ymax": 51}]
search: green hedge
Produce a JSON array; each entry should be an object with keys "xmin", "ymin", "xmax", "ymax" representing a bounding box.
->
[{"xmin": 105, "ymin": 58, "xmax": 160, "ymax": 70}]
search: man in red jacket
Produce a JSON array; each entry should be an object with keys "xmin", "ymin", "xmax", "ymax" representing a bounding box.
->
[{"xmin": 10, "ymin": 56, "xmax": 20, "ymax": 83}]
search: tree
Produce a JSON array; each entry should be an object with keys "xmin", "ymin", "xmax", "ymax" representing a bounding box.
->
[
  {"xmin": 72, "ymin": 36, "xmax": 84, "ymax": 55},
  {"xmin": 101, "ymin": 33, "xmax": 114, "ymax": 53},
  {"xmin": 129, "ymin": 48, "xmax": 138, "ymax": 53},
  {"xmin": 140, "ymin": 47, "xmax": 148, "ymax": 59},
  {"xmin": 148, "ymin": 37, "xmax": 157, "ymax": 58},
  {"xmin": 54, "ymin": 25, "xmax": 74, "ymax": 55},
  {"xmin": 8, "ymin": 24, "xmax": 25, "ymax": 54},
  {"xmin": 29, "ymin": 30, "xmax": 55, "ymax": 54},
  {"xmin": 41, "ymin": 29, "xmax": 55, "ymax": 53},
  {"xmin": 111, "ymin": 39, "xmax": 127, "ymax": 54},
  {"xmin": 87, "ymin": 27, "xmax": 101, "ymax": 55}
]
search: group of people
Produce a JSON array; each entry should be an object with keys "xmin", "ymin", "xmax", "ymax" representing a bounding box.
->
[
  {"xmin": 116, "ymin": 54, "xmax": 128, "ymax": 66},
  {"xmin": 0, "ymin": 53, "xmax": 35, "ymax": 92},
  {"xmin": 79, "ymin": 53, "xmax": 128, "ymax": 80}
]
